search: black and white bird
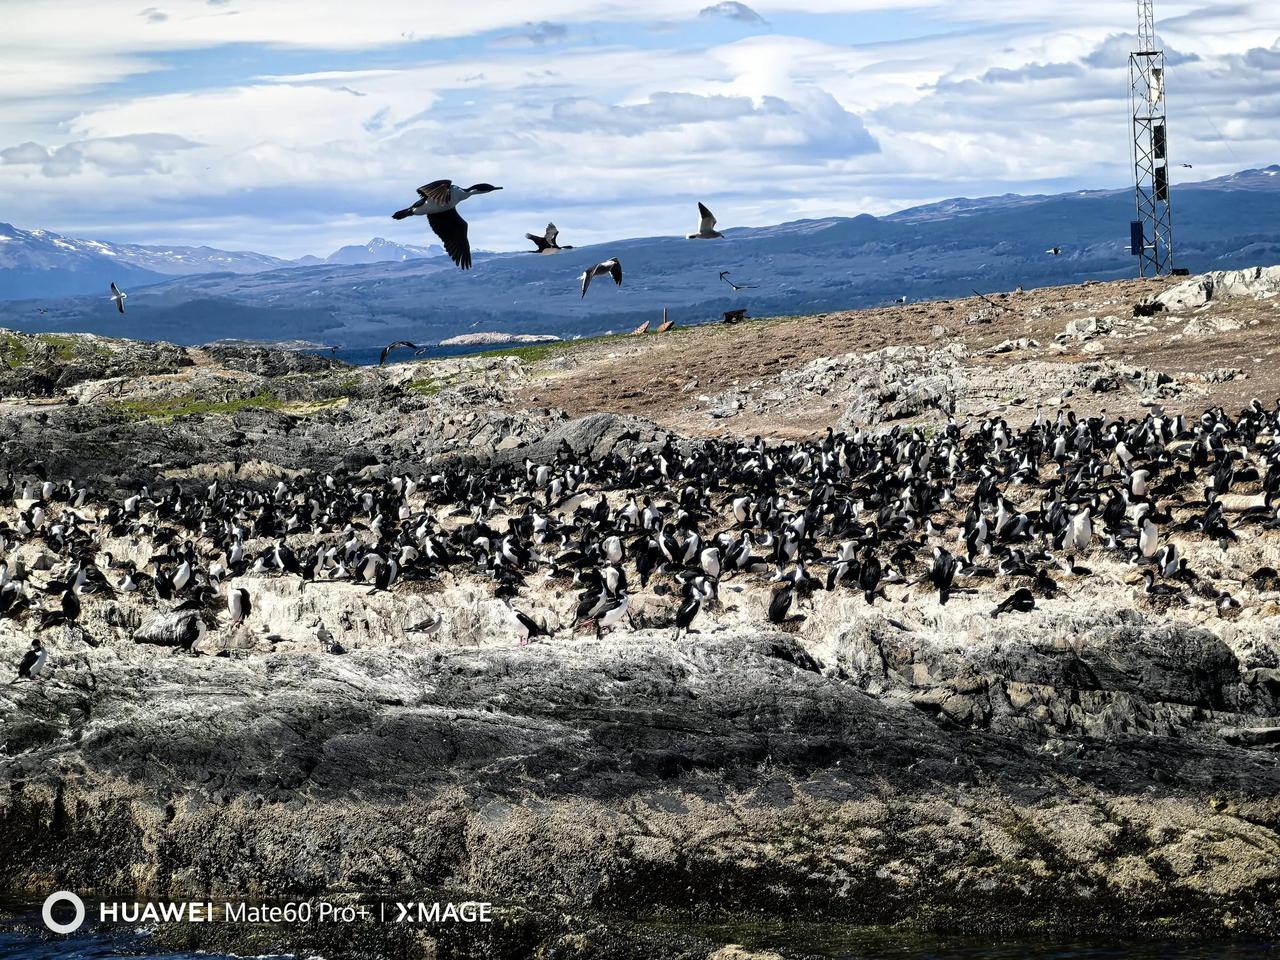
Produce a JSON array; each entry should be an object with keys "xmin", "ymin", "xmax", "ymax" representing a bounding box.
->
[
  {"xmin": 379, "ymin": 340, "xmax": 422, "ymax": 366},
  {"xmin": 508, "ymin": 604, "xmax": 548, "ymax": 645},
  {"xmin": 593, "ymin": 593, "xmax": 630, "ymax": 638},
  {"xmin": 109, "ymin": 282, "xmax": 127, "ymax": 314},
  {"xmin": 525, "ymin": 223, "xmax": 571, "ymax": 254},
  {"xmin": 390, "ymin": 179, "xmax": 503, "ymax": 270},
  {"xmin": 227, "ymin": 585, "xmax": 251, "ymax": 626},
  {"xmin": 1046, "ymin": 246, "xmax": 1062, "ymax": 256},
  {"xmin": 686, "ymin": 202, "xmax": 724, "ymax": 239},
  {"xmin": 579, "ymin": 258, "xmax": 623, "ymax": 298},
  {"xmin": 12, "ymin": 639, "xmax": 48, "ymax": 683},
  {"xmin": 719, "ymin": 271, "xmax": 752, "ymax": 291}
]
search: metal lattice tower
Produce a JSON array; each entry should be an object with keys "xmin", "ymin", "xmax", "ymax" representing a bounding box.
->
[{"xmin": 1129, "ymin": 0, "xmax": 1174, "ymax": 276}]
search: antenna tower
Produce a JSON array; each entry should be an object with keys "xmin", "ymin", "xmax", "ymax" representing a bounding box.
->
[{"xmin": 1129, "ymin": 0, "xmax": 1174, "ymax": 276}]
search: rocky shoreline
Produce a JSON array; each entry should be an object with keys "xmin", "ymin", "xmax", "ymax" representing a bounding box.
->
[{"xmin": 2, "ymin": 271, "xmax": 1280, "ymax": 959}]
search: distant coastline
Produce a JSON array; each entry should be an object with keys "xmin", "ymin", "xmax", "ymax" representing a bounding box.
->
[{"xmin": 438, "ymin": 332, "xmax": 561, "ymax": 347}]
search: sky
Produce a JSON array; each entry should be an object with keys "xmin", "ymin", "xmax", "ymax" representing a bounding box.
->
[{"xmin": 1, "ymin": 0, "xmax": 1278, "ymax": 258}]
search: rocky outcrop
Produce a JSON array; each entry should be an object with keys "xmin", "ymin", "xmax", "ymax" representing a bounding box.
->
[
  {"xmin": 439, "ymin": 332, "xmax": 560, "ymax": 346},
  {"xmin": 0, "ymin": 329, "xmax": 192, "ymax": 396},
  {"xmin": 1155, "ymin": 264, "xmax": 1280, "ymax": 311}
]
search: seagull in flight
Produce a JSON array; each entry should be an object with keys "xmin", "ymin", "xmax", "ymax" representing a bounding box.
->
[
  {"xmin": 379, "ymin": 340, "xmax": 424, "ymax": 366},
  {"xmin": 391, "ymin": 179, "xmax": 503, "ymax": 270},
  {"xmin": 525, "ymin": 222, "xmax": 572, "ymax": 254},
  {"xmin": 719, "ymin": 271, "xmax": 752, "ymax": 291},
  {"xmin": 109, "ymin": 282, "xmax": 127, "ymax": 314},
  {"xmin": 580, "ymin": 258, "xmax": 623, "ymax": 298},
  {"xmin": 687, "ymin": 202, "xmax": 724, "ymax": 239}
]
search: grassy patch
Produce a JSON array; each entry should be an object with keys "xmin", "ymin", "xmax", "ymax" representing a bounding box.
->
[
  {"xmin": 36, "ymin": 334, "xmax": 90, "ymax": 361},
  {"xmin": 0, "ymin": 333, "xmax": 30, "ymax": 370},
  {"xmin": 408, "ymin": 377, "xmax": 444, "ymax": 397},
  {"xmin": 109, "ymin": 389, "xmax": 288, "ymax": 421}
]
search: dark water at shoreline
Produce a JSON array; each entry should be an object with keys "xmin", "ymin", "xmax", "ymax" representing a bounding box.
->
[{"xmin": 2, "ymin": 904, "xmax": 1276, "ymax": 960}]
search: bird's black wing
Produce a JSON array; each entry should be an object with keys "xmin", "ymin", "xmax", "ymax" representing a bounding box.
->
[
  {"xmin": 379, "ymin": 340, "xmax": 419, "ymax": 366},
  {"xmin": 526, "ymin": 233, "xmax": 551, "ymax": 252},
  {"xmin": 428, "ymin": 208, "xmax": 471, "ymax": 270},
  {"xmin": 416, "ymin": 179, "xmax": 452, "ymax": 204},
  {"xmin": 608, "ymin": 259, "xmax": 623, "ymax": 287}
]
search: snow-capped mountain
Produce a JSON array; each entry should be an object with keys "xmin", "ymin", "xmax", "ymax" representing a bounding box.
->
[
  {"xmin": 0, "ymin": 225, "xmax": 443, "ymax": 299},
  {"xmin": 0, "ymin": 222, "xmax": 295, "ymax": 299},
  {"xmin": 296, "ymin": 237, "xmax": 443, "ymax": 266}
]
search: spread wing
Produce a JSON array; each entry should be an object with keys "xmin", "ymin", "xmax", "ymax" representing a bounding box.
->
[
  {"xmin": 545, "ymin": 223, "xmax": 558, "ymax": 246},
  {"xmin": 697, "ymin": 202, "xmax": 717, "ymax": 233},
  {"xmin": 608, "ymin": 259, "xmax": 623, "ymax": 287},
  {"xmin": 427, "ymin": 208, "xmax": 472, "ymax": 270},
  {"xmin": 580, "ymin": 269, "xmax": 592, "ymax": 298},
  {"xmin": 526, "ymin": 232, "xmax": 551, "ymax": 252},
  {"xmin": 416, "ymin": 179, "xmax": 453, "ymax": 205},
  {"xmin": 380, "ymin": 340, "xmax": 419, "ymax": 365}
]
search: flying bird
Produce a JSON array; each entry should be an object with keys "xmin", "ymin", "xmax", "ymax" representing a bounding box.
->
[
  {"xmin": 379, "ymin": 340, "xmax": 422, "ymax": 366},
  {"xmin": 391, "ymin": 179, "xmax": 503, "ymax": 270},
  {"xmin": 525, "ymin": 222, "xmax": 572, "ymax": 254},
  {"xmin": 1179, "ymin": 163, "xmax": 1193, "ymax": 169},
  {"xmin": 579, "ymin": 258, "xmax": 622, "ymax": 298},
  {"xmin": 1046, "ymin": 246, "xmax": 1062, "ymax": 256},
  {"xmin": 109, "ymin": 282, "xmax": 127, "ymax": 314},
  {"xmin": 719, "ymin": 271, "xmax": 752, "ymax": 291},
  {"xmin": 687, "ymin": 202, "xmax": 724, "ymax": 239}
]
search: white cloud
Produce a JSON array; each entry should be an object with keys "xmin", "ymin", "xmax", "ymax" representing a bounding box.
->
[{"xmin": 0, "ymin": 1, "xmax": 1277, "ymax": 258}]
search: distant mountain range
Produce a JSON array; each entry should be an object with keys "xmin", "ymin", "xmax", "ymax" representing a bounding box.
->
[
  {"xmin": 0, "ymin": 225, "xmax": 441, "ymax": 300},
  {"xmin": 3, "ymin": 166, "xmax": 1279, "ymax": 348}
]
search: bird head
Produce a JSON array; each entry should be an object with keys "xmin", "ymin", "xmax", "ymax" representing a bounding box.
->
[{"xmin": 465, "ymin": 183, "xmax": 503, "ymax": 194}]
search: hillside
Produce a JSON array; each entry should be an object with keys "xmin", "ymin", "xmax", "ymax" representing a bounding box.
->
[{"xmin": 2, "ymin": 265, "xmax": 1280, "ymax": 959}]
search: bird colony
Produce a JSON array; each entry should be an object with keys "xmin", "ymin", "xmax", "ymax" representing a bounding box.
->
[{"xmin": 10, "ymin": 399, "xmax": 1280, "ymax": 682}]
